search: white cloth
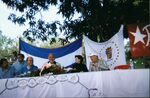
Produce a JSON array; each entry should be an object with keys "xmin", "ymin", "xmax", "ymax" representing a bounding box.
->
[
  {"xmin": 0, "ymin": 69, "xmax": 149, "ymax": 97},
  {"xmin": 84, "ymin": 25, "xmax": 126, "ymax": 70}
]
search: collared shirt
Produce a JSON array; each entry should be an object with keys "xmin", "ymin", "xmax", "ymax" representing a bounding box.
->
[
  {"xmin": 21, "ymin": 65, "xmax": 38, "ymax": 74},
  {"xmin": 12, "ymin": 60, "xmax": 26, "ymax": 75},
  {"xmin": 0, "ymin": 66, "xmax": 16, "ymax": 79},
  {"xmin": 89, "ymin": 59, "xmax": 109, "ymax": 71}
]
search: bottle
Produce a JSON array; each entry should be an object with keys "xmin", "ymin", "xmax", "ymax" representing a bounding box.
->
[{"xmin": 130, "ymin": 59, "xmax": 134, "ymax": 69}]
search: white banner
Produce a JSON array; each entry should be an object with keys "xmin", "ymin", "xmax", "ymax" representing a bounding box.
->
[
  {"xmin": 0, "ymin": 69, "xmax": 149, "ymax": 97},
  {"xmin": 84, "ymin": 25, "xmax": 126, "ymax": 69}
]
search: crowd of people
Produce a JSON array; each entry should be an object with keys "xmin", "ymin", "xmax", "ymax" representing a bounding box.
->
[{"xmin": 0, "ymin": 52, "xmax": 111, "ymax": 79}]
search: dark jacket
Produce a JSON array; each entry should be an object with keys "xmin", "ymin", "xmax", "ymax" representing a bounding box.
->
[{"xmin": 67, "ymin": 63, "xmax": 88, "ymax": 72}]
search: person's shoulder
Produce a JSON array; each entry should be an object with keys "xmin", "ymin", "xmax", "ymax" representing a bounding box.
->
[
  {"xmin": 21, "ymin": 66, "xmax": 27, "ymax": 72},
  {"xmin": 21, "ymin": 65, "xmax": 27, "ymax": 70},
  {"xmin": 72, "ymin": 63, "xmax": 77, "ymax": 66},
  {"xmin": 43, "ymin": 62, "xmax": 48, "ymax": 66},
  {"xmin": 12, "ymin": 60, "xmax": 19, "ymax": 66},
  {"xmin": 33, "ymin": 65, "xmax": 38, "ymax": 69},
  {"xmin": 22, "ymin": 60, "xmax": 27, "ymax": 65},
  {"xmin": 80, "ymin": 63, "xmax": 86, "ymax": 66},
  {"xmin": 89, "ymin": 62, "xmax": 93, "ymax": 65},
  {"xmin": 0, "ymin": 68, "xmax": 2, "ymax": 72},
  {"xmin": 10, "ymin": 65, "xmax": 15, "ymax": 69},
  {"xmin": 56, "ymin": 62, "xmax": 61, "ymax": 66},
  {"xmin": 99, "ymin": 58, "xmax": 106, "ymax": 62}
]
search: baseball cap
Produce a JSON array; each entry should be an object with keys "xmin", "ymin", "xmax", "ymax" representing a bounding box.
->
[{"xmin": 89, "ymin": 52, "xmax": 98, "ymax": 57}]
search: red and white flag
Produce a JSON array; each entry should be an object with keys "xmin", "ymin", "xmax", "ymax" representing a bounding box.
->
[{"xmin": 128, "ymin": 24, "xmax": 150, "ymax": 58}]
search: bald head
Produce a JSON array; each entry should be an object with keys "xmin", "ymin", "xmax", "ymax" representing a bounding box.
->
[{"xmin": 48, "ymin": 53, "xmax": 55, "ymax": 63}]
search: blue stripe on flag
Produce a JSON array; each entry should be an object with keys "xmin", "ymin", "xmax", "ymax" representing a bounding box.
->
[{"xmin": 20, "ymin": 38, "xmax": 82, "ymax": 59}]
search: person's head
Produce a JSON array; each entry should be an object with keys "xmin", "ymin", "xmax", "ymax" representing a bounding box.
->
[
  {"xmin": 26, "ymin": 57, "xmax": 33, "ymax": 67},
  {"xmin": 89, "ymin": 53, "xmax": 99, "ymax": 63},
  {"xmin": 0, "ymin": 58, "xmax": 9, "ymax": 69},
  {"xmin": 17, "ymin": 54, "xmax": 25, "ymax": 63},
  {"xmin": 75, "ymin": 55, "xmax": 83, "ymax": 64},
  {"xmin": 48, "ymin": 53, "xmax": 55, "ymax": 63}
]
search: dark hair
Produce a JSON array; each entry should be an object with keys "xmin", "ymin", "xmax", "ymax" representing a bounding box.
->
[
  {"xmin": 0, "ymin": 58, "xmax": 7, "ymax": 65},
  {"xmin": 26, "ymin": 57, "xmax": 33, "ymax": 61},
  {"xmin": 75, "ymin": 55, "xmax": 83, "ymax": 63},
  {"xmin": 18, "ymin": 53, "xmax": 25, "ymax": 58}
]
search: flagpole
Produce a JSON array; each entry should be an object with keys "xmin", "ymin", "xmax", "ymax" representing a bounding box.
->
[
  {"xmin": 82, "ymin": 33, "xmax": 87, "ymax": 64},
  {"xmin": 18, "ymin": 37, "xmax": 21, "ymax": 54}
]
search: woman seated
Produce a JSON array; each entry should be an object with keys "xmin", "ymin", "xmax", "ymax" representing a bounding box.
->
[{"xmin": 65, "ymin": 55, "xmax": 88, "ymax": 73}]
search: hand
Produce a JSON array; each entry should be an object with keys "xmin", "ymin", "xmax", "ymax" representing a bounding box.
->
[
  {"xmin": 39, "ymin": 72, "xmax": 42, "ymax": 76},
  {"xmin": 45, "ymin": 63, "xmax": 52, "ymax": 69}
]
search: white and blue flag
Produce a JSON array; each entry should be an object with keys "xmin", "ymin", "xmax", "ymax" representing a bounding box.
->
[{"xmin": 20, "ymin": 38, "xmax": 83, "ymax": 68}]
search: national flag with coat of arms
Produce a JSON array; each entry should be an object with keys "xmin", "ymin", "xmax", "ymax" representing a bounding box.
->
[
  {"xmin": 127, "ymin": 24, "xmax": 150, "ymax": 58},
  {"xmin": 84, "ymin": 25, "xmax": 126, "ymax": 69},
  {"xmin": 19, "ymin": 38, "xmax": 83, "ymax": 68}
]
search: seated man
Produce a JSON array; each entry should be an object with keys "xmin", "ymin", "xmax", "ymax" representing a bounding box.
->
[
  {"xmin": 12, "ymin": 54, "xmax": 26, "ymax": 75},
  {"xmin": 21, "ymin": 57, "xmax": 38, "ymax": 74},
  {"xmin": 39, "ymin": 53, "xmax": 62, "ymax": 75},
  {"xmin": 0, "ymin": 58, "xmax": 16, "ymax": 79},
  {"xmin": 65, "ymin": 55, "xmax": 88, "ymax": 72},
  {"xmin": 89, "ymin": 53, "xmax": 109, "ymax": 71}
]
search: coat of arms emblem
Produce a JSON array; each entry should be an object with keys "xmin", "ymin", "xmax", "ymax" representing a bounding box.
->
[{"xmin": 105, "ymin": 47, "xmax": 112, "ymax": 59}]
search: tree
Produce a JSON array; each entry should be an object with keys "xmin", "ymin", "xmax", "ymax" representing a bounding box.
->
[
  {"xmin": 0, "ymin": 30, "xmax": 18, "ymax": 59},
  {"xmin": 1, "ymin": 0, "xmax": 149, "ymax": 42}
]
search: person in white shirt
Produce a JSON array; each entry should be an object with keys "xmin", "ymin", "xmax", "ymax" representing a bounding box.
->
[{"xmin": 89, "ymin": 53, "xmax": 109, "ymax": 71}]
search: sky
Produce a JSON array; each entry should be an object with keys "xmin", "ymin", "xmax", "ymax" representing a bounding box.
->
[
  {"xmin": 0, "ymin": 1, "xmax": 128, "ymax": 45},
  {"xmin": 0, "ymin": 1, "xmax": 26, "ymax": 38},
  {"xmin": 0, "ymin": 1, "xmax": 71, "ymax": 39}
]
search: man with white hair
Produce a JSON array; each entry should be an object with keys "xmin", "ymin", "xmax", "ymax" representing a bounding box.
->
[
  {"xmin": 89, "ymin": 52, "xmax": 109, "ymax": 71},
  {"xmin": 39, "ymin": 53, "xmax": 62, "ymax": 76}
]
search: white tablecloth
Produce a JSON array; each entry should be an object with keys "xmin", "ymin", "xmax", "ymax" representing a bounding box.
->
[{"xmin": 0, "ymin": 69, "xmax": 149, "ymax": 97}]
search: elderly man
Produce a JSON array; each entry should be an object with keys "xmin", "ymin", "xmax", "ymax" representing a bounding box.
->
[
  {"xmin": 39, "ymin": 53, "xmax": 62, "ymax": 76},
  {"xmin": 89, "ymin": 53, "xmax": 109, "ymax": 71},
  {"xmin": 21, "ymin": 56, "xmax": 38, "ymax": 74}
]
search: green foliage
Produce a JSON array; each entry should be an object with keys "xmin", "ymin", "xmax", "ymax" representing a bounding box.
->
[
  {"xmin": 1, "ymin": 0, "xmax": 149, "ymax": 43},
  {"xmin": 37, "ymin": 37, "xmax": 70, "ymax": 48},
  {"xmin": 0, "ymin": 31, "xmax": 18, "ymax": 59},
  {"xmin": 124, "ymin": 39, "xmax": 149, "ymax": 69}
]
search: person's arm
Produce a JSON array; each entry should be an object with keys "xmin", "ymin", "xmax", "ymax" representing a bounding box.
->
[
  {"xmin": 83, "ymin": 64, "xmax": 88, "ymax": 72},
  {"xmin": 34, "ymin": 65, "xmax": 38, "ymax": 70},
  {"xmin": 64, "ymin": 63, "xmax": 74, "ymax": 68},
  {"xmin": 55, "ymin": 62, "xmax": 61, "ymax": 67},
  {"xmin": 39, "ymin": 62, "xmax": 51, "ymax": 76},
  {"xmin": 39, "ymin": 63, "xmax": 46, "ymax": 76},
  {"xmin": 11, "ymin": 66, "xmax": 16, "ymax": 78},
  {"xmin": 89, "ymin": 63, "xmax": 92, "ymax": 71},
  {"xmin": 99, "ymin": 59, "xmax": 109, "ymax": 70},
  {"xmin": 0, "ymin": 69, "xmax": 3, "ymax": 79}
]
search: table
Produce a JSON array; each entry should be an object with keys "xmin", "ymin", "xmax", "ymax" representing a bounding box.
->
[{"xmin": 0, "ymin": 69, "xmax": 149, "ymax": 97}]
